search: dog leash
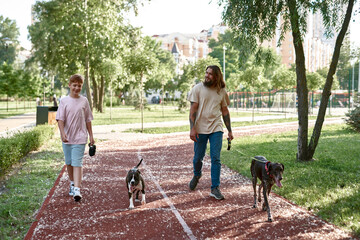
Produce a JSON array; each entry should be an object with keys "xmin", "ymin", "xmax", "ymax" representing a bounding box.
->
[
  {"xmin": 252, "ymin": 157, "xmax": 268, "ymax": 163},
  {"xmin": 227, "ymin": 138, "xmax": 231, "ymax": 150}
]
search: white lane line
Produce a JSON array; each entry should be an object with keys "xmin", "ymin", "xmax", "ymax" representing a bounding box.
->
[{"xmin": 138, "ymin": 151, "xmax": 196, "ymax": 240}]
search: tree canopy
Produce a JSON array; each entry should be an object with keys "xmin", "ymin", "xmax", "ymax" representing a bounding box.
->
[
  {"xmin": 0, "ymin": 16, "xmax": 20, "ymax": 65},
  {"xmin": 220, "ymin": 0, "xmax": 355, "ymax": 161}
]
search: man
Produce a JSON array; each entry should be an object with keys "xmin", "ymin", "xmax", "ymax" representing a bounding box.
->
[{"xmin": 188, "ymin": 65, "xmax": 234, "ymax": 200}]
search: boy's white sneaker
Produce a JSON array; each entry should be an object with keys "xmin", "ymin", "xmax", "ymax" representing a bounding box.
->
[
  {"xmin": 69, "ymin": 184, "xmax": 75, "ymax": 196},
  {"xmin": 73, "ymin": 187, "xmax": 82, "ymax": 202}
]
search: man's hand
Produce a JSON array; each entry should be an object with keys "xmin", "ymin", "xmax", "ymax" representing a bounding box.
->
[
  {"xmin": 190, "ymin": 128, "xmax": 199, "ymax": 142},
  {"xmin": 228, "ymin": 131, "xmax": 234, "ymax": 141}
]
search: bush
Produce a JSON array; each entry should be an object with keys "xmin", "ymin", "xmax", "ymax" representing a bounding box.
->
[
  {"xmin": 0, "ymin": 125, "xmax": 54, "ymax": 174},
  {"xmin": 345, "ymin": 106, "xmax": 360, "ymax": 132}
]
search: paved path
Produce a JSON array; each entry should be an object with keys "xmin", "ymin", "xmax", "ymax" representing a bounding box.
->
[
  {"xmin": 23, "ymin": 117, "xmax": 357, "ymax": 239},
  {"xmin": 0, "ymin": 112, "xmax": 36, "ymax": 137}
]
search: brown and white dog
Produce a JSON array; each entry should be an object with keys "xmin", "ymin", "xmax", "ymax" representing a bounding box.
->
[
  {"xmin": 251, "ymin": 156, "xmax": 284, "ymax": 222},
  {"xmin": 126, "ymin": 159, "xmax": 146, "ymax": 209}
]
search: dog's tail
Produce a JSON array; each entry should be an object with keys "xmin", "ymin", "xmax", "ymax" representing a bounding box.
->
[{"xmin": 135, "ymin": 158, "xmax": 143, "ymax": 168}]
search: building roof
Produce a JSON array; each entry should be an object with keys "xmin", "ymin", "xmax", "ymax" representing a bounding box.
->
[{"xmin": 171, "ymin": 42, "xmax": 180, "ymax": 54}]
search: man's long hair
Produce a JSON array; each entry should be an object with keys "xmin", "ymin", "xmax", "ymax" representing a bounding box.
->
[{"xmin": 206, "ymin": 65, "xmax": 225, "ymax": 93}]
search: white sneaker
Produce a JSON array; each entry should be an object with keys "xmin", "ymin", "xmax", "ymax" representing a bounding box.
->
[
  {"xmin": 69, "ymin": 184, "xmax": 74, "ymax": 196},
  {"xmin": 73, "ymin": 187, "xmax": 82, "ymax": 202}
]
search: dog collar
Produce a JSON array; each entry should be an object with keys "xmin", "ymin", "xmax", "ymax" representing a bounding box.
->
[{"xmin": 265, "ymin": 161, "xmax": 274, "ymax": 178}]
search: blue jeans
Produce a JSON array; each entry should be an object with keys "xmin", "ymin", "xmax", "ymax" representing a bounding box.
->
[{"xmin": 192, "ymin": 131, "xmax": 223, "ymax": 189}]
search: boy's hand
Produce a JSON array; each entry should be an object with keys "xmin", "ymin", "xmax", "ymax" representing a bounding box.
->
[
  {"xmin": 89, "ymin": 136, "xmax": 95, "ymax": 146},
  {"xmin": 61, "ymin": 134, "xmax": 68, "ymax": 143}
]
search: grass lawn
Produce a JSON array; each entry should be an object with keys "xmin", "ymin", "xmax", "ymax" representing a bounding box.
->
[
  {"xmin": 126, "ymin": 116, "xmax": 324, "ymax": 134},
  {"xmin": 0, "ymin": 100, "xmax": 47, "ymax": 119},
  {"xmin": 91, "ymin": 106, "xmax": 274, "ymax": 125},
  {"xmin": 0, "ymin": 137, "xmax": 64, "ymax": 240},
  {"xmin": 221, "ymin": 124, "xmax": 360, "ymax": 237}
]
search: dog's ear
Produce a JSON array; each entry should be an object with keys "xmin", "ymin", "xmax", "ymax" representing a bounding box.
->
[
  {"xmin": 281, "ymin": 163, "xmax": 284, "ymax": 171},
  {"xmin": 137, "ymin": 169, "xmax": 141, "ymax": 174}
]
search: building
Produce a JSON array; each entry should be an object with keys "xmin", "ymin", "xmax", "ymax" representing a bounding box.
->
[
  {"xmin": 262, "ymin": 12, "xmax": 335, "ymax": 72},
  {"xmin": 151, "ymin": 23, "xmax": 226, "ymax": 74},
  {"xmin": 152, "ymin": 32, "xmax": 208, "ymax": 73}
]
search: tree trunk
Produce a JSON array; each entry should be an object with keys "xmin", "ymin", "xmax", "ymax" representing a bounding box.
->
[
  {"xmin": 140, "ymin": 72, "xmax": 144, "ymax": 132},
  {"xmin": 91, "ymin": 69, "xmax": 99, "ymax": 111},
  {"xmin": 287, "ymin": 0, "xmax": 309, "ymax": 161},
  {"xmin": 83, "ymin": 0, "xmax": 93, "ymax": 111},
  {"xmin": 84, "ymin": 56, "xmax": 93, "ymax": 110},
  {"xmin": 98, "ymin": 75, "xmax": 105, "ymax": 113},
  {"xmin": 308, "ymin": 0, "xmax": 354, "ymax": 159}
]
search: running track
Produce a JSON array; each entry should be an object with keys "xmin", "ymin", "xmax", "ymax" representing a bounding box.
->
[{"xmin": 24, "ymin": 119, "xmax": 356, "ymax": 239}]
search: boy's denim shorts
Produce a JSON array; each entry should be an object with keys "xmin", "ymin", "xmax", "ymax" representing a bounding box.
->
[{"xmin": 62, "ymin": 143, "xmax": 86, "ymax": 167}]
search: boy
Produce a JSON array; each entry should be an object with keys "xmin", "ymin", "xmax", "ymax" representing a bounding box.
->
[{"xmin": 56, "ymin": 74, "xmax": 95, "ymax": 202}]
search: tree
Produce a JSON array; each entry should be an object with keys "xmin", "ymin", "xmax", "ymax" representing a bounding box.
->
[
  {"xmin": 176, "ymin": 57, "xmax": 220, "ymax": 111},
  {"xmin": 238, "ymin": 62, "xmax": 270, "ymax": 121},
  {"xmin": 29, "ymin": 0, "xmax": 140, "ymax": 111},
  {"xmin": 144, "ymin": 39, "xmax": 176, "ymax": 108},
  {"xmin": 221, "ymin": 0, "xmax": 356, "ymax": 161},
  {"xmin": 336, "ymin": 37, "xmax": 360, "ymax": 90},
  {"xmin": 208, "ymin": 30, "xmax": 243, "ymax": 80},
  {"xmin": 0, "ymin": 63, "xmax": 19, "ymax": 111},
  {"xmin": 0, "ymin": 16, "xmax": 19, "ymax": 65},
  {"xmin": 124, "ymin": 36, "xmax": 159, "ymax": 132}
]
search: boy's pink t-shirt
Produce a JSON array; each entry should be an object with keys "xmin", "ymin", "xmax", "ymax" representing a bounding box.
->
[{"xmin": 56, "ymin": 95, "xmax": 93, "ymax": 144}]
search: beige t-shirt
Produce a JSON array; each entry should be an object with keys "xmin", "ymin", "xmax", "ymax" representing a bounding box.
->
[{"xmin": 187, "ymin": 83, "xmax": 228, "ymax": 134}]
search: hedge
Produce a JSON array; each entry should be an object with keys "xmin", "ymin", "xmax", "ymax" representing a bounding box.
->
[{"xmin": 0, "ymin": 125, "xmax": 55, "ymax": 174}]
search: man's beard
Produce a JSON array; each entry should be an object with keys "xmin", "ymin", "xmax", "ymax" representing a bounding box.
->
[{"xmin": 203, "ymin": 79, "xmax": 214, "ymax": 87}]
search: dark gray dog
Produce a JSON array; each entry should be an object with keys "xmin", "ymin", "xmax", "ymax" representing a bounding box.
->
[
  {"xmin": 251, "ymin": 156, "xmax": 284, "ymax": 222},
  {"xmin": 126, "ymin": 159, "xmax": 145, "ymax": 209}
]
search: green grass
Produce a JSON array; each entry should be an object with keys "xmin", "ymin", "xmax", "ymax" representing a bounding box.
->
[
  {"xmin": 0, "ymin": 137, "xmax": 63, "ymax": 240},
  {"xmin": 221, "ymin": 124, "xmax": 360, "ymax": 237},
  {"xmin": 126, "ymin": 116, "xmax": 322, "ymax": 134},
  {"xmin": 91, "ymin": 106, "xmax": 273, "ymax": 126},
  {"xmin": 0, "ymin": 100, "xmax": 48, "ymax": 119},
  {"xmin": 0, "ymin": 110, "xmax": 33, "ymax": 119}
]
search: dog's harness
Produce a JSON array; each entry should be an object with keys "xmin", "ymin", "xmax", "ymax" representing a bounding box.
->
[
  {"xmin": 264, "ymin": 161, "xmax": 273, "ymax": 178},
  {"xmin": 253, "ymin": 157, "xmax": 273, "ymax": 178}
]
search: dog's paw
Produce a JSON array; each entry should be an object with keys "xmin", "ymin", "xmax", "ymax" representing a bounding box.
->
[
  {"xmin": 252, "ymin": 204, "xmax": 257, "ymax": 208},
  {"xmin": 267, "ymin": 217, "xmax": 273, "ymax": 222},
  {"xmin": 141, "ymin": 200, "xmax": 146, "ymax": 205},
  {"xmin": 128, "ymin": 205, "xmax": 135, "ymax": 209}
]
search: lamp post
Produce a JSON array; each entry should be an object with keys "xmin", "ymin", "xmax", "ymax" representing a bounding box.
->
[
  {"xmin": 350, "ymin": 58, "xmax": 357, "ymax": 108},
  {"xmin": 1, "ymin": 36, "xmax": 12, "ymax": 63},
  {"xmin": 223, "ymin": 45, "xmax": 227, "ymax": 81}
]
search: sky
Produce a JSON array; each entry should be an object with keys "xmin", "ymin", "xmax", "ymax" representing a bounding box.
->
[
  {"xmin": 0, "ymin": 0, "xmax": 223, "ymax": 50},
  {"xmin": 0, "ymin": 0, "xmax": 359, "ymax": 50}
]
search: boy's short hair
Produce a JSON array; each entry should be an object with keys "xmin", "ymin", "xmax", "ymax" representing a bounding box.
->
[{"xmin": 69, "ymin": 74, "xmax": 84, "ymax": 84}]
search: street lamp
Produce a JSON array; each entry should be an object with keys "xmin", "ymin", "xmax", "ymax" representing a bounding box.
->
[
  {"xmin": 350, "ymin": 58, "xmax": 357, "ymax": 108},
  {"xmin": 1, "ymin": 36, "xmax": 13, "ymax": 63},
  {"xmin": 223, "ymin": 45, "xmax": 227, "ymax": 81}
]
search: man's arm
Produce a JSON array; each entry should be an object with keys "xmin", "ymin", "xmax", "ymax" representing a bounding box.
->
[
  {"xmin": 189, "ymin": 101, "xmax": 199, "ymax": 142},
  {"xmin": 221, "ymin": 106, "xmax": 234, "ymax": 140}
]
